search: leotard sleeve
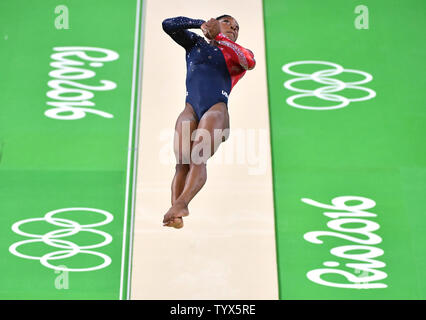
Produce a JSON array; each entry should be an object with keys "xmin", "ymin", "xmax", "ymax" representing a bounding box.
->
[
  {"xmin": 162, "ymin": 16, "xmax": 206, "ymax": 51},
  {"xmin": 214, "ymin": 33, "xmax": 256, "ymax": 70}
]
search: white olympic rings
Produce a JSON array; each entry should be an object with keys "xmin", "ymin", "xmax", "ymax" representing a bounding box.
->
[
  {"xmin": 282, "ymin": 60, "xmax": 376, "ymax": 110},
  {"xmin": 9, "ymin": 208, "xmax": 113, "ymax": 272}
]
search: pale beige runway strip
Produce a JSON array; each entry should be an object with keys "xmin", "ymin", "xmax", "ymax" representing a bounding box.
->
[{"xmin": 131, "ymin": 0, "xmax": 278, "ymax": 299}]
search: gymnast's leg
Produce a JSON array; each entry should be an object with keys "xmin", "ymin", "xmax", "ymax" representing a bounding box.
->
[
  {"xmin": 163, "ymin": 102, "xmax": 230, "ymax": 229},
  {"xmin": 171, "ymin": 103, "xmax": 198, "ymax": 206}
]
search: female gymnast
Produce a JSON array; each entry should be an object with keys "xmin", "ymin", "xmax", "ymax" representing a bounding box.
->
[{"xmin": 161, "ymin": 15, "xmax": 256, "ymax": 228}]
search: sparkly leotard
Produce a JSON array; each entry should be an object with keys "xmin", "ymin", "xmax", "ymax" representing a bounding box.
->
[{"xmin": 162, "ymin": 16, "xmax": 256, "ymax": 120}]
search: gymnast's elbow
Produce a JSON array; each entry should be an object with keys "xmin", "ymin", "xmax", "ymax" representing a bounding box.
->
[
  {"xmin": 248, "ymin": 58, "xmax": 256, "ymax": 70},
  {"xmin": 162, "ymin": 16, "xmax": 185, "ymax": 33},
  {"xmin": 246, "ymin": 49, "xmax": 256, "ymax": 70},
  {"xmin": 162, "ymin": 18, "xmax": 173, "ymax": 32}
]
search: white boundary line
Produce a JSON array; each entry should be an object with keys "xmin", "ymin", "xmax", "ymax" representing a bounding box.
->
[
  {"xmin": 126, "ymin": 0, "xmax": 147, "ymax": 300},
  {"xmin": 119, "ymin": 0, "xmax": 141, "ymax": 300}
]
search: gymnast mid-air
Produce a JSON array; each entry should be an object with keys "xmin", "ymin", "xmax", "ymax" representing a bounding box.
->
[{"xmin": 161, "ymin": 15, "xmax": 256, "ymax": 228}]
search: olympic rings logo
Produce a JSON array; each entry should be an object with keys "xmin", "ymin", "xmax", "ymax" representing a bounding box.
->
[
  {"xmin": 282, "ymin": 61, "xmax": 376, "ymax": 110},
  {"xmin": 9, "ymin": 208, "xmax": 113, "ymax": 272}
]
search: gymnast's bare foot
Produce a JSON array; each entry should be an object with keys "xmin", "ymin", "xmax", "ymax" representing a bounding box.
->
[{"xmin": 163, "ymin": 201, "xmax": 189, "ymax": 229}]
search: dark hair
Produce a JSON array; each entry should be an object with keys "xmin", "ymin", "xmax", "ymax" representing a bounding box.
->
[{"xmin": 216, "ymin": 14, "xmax": 233, "ymax": 20}]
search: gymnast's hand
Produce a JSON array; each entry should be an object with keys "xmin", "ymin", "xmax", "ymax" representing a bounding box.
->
[{"xmin": 201, "ymin": 18, "xmax": 220, "ymax": 40}]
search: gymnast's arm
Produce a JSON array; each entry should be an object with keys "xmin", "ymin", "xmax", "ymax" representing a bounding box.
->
[
  {"xmin": 162, "ymin": 16, "xmax": 206, "ymax": 50},
  {"xmin": 214, "ymin": 33, "xmax": 256, "ymax": 70},
  {"xmin": 245, "ymin": 49, "xmax": 256, "ymax": 70}
]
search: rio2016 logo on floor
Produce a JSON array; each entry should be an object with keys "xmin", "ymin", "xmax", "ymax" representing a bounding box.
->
[
  {"xmin": 9, "ymin": 208, "xmax": 114, "ymax": 272},
  {"xmin": 302, "ymin": 196, "xmax": 387, "ymax": 289},
  {"xmin": 46, "ymin": 47, "xmax": 119, "ymax": 120},
  {"xmin": 282, "ymin": 61, "xmax": 376, "ymax": 110}
]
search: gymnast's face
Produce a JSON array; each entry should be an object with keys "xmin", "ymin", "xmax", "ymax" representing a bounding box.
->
[{"xmin": 218, "ymin": 16, "xmax": 239, "ymax": 42}]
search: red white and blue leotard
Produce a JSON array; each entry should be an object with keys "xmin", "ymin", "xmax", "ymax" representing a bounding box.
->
[{"xmin": 162, "ymin": 16, "xmax": 256, "ymax": 120}]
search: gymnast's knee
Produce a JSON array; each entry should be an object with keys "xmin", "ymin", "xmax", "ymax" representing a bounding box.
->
[{"xmin": 175, "ymin": 163, "xmax": 189, "ymax": 173}]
